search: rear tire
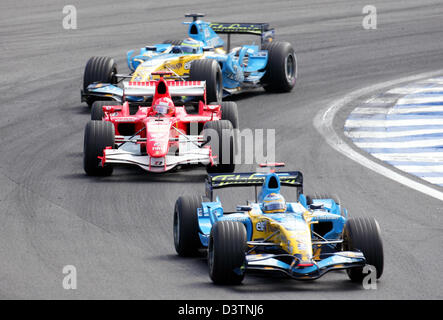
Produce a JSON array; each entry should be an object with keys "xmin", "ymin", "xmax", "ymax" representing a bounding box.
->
[
  {"xmin": 261, "ymin": 41, "xmax": 297, "ymax": 93},
  {"xmin": 189, "ymin": 59, "xmax": 223, "ymax": 104},
  {"xmin": 173, "ymin": 195, "xmax": 202, "ymax": 257},
  {"xmin": 83, "ymin": 121, "xmax": 115, "ymax": 176},
  {"xmin": 208, "ymin": 221, "xmax": 247, "ymax": 285},
  {"xmin": 83, "ymin": 56, "xmax": 118, "ymax": 106},
  {"xmin": 343, "ymin": 217, "xmax": 384, "ymax": 282},
  {"xmin": 91, "ymin": 101, "xmax": 120, "ymax": 120},
  {"xmin": 203, "ymin": 120, "xmax": 235, "ymax": 173}
]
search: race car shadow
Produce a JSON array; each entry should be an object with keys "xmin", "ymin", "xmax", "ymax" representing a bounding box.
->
[
  {"xmin": 161, "ymin": 253, "xmax": 366, "ymax": 293},
  {"xmin": 63, "ymin": 165, "xmax": 208, "ymax": 184},
  {"xmin": 223, "ymin": 89, "xmax": 267, "ymax": 102},
  {"xmin": 66, "ymin": 104, "xmax": 91, "ymax": 115},
  {"xmin": 193, "ymin": 271, "xmax": 367, "ymax": 293}
]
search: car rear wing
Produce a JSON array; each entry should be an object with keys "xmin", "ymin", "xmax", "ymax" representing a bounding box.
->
[
  {"xmin": 209, "ymin": 22, "xmax": 275, "ymax": 50},
  {"xmin": 123, "ymin": 81, "xmax": 206, "ymax": 97},
  {"xmin": 205, "ymin": 171, "xmax": 303, "ymax": 201}
]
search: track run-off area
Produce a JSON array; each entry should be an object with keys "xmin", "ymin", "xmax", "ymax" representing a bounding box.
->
[{"xmin": 345, "ymin": 76, "xmax": 443, "ymax": 187}]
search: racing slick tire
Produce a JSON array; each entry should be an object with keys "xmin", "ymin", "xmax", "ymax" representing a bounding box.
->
[
  {"xmin": 261, "ymin": 41, "xmax": 297, "ymax": 93},
  {"xmin": 83, "ymin": 120, "xmax": 115, "ymax": 176},
  {"xmin": 189, "ymin": 59, "xmax": 223, "ymax": 104},
  {"xmin": 173, "ymin": 195, "xmax": 202, "ymax": 257},
  {"xmin": 163, "ymin": 39, "xmax": 183, "ymax": 46},
  {"xmin": 203, "ymin": 120, "xmax": 235, "ymax": 173},
  {"xmin": 343, "ymin": 217, "xmax": 384, "ymax": 282},
  {"xmin": 220, "ymin": 101, "xmax": 239, "ymax": 129},
  {"xmin": 208, "ymin": 220, "xmax": 247, "ymax": 285},
  {"xmin": 91, "ymin": 100, "xmax": 120, "ymax": 121},
  {"xmin": 83, "ymin": 56, "xmax": 118, "ymax": 106}
]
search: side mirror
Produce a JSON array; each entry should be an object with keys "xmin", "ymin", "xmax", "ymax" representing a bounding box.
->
[
  {"xmin": 206, "ymin": 104, "xmax": 220, "ymax": 112},
  {"xmin": 203, "ymin": 46, "xmax": 213, "ymax": 52},
  {"xmin": 102, "ymin": 105, "xmax": 121, "ymax": 113}
]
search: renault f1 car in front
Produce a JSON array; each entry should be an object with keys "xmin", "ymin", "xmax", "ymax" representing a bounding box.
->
[{"xmin": 173, "ymin": 165, "xmax": 384, "ymax": 285}]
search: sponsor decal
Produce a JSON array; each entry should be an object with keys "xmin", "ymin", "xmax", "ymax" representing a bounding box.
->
[{"xmin": 255, "ymin": 220, "xmax": 267, "ymax": 232}]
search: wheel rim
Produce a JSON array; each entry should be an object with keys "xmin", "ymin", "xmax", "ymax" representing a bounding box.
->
[{"xmin": 285, "ymin": 53, "xmax": 296, "ymax": 84}]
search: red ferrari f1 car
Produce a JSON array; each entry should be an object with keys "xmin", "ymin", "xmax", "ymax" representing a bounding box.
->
[{"xmin": 83, "ymin": 72, "xmax": 238, "ymax": 175}]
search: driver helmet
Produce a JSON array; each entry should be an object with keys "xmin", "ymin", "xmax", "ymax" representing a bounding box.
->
[
  {"xmin": 153, "ymin": 97, "xmax": 174, "ymax": 116},
  {"xmin": 180, "ymin": 38, "xmax": 202, "ymax": 54},
  {"xmin": 262, "ymin": 193, "xmax": 286, "ymax": 214}
]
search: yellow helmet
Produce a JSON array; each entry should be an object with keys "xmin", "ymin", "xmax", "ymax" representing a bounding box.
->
[{"xmin": 262, "ymin": 193, "xmax": 286, "ymax": 213}]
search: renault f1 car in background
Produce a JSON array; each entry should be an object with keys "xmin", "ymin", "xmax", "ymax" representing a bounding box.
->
[
  {"xmin": 81, "ymin": 13, "xmax": 297, "ymax": 107},
  {"xmin": 173, "ymin": 164, "xmax": 384, "ymax": 284},
  {"xmin": 83, "ymin": 72, "xmax": 238, "ymax": 175}
]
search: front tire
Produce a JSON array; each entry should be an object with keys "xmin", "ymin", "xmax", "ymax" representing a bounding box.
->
[
  {"xmin": 261, "ymin": 41, "xmax": 297, "ymax": 93},
  {"xmin": 173, "ymin": 195, "xmax": 202, "ymax": 257},
  {"xmin": 189, "ymin": 59, "xmax": 223, "ymax": 104},
  {"xmin": 83, "ymin": 121, "xmax": 115, "ymax": 176},
  {"xmin": 208, "ymin": 221, "xmax": 247, "ymax": 285},
  {"xmin": 343, "ymin": 217, "xmax": 384, "ymax": 282}
]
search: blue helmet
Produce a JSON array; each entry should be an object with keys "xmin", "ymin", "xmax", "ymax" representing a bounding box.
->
[
  {"xmin": 179, "ymin": 38, "xmax": 202, "ymax": 53},
  {"xmin": 262, "ymin": 193, "xmax": 286, "ymax": 213}
]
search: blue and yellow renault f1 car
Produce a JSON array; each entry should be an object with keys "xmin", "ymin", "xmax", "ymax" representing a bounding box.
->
[
  {"xmin": 81, "ymin": 14, "xmax": 297, "ymax": 107},
  {"xmin": 173, "ymin": 164, "xmax": 384, "ymax": 285}
]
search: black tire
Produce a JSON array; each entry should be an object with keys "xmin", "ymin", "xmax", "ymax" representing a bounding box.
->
[
  {"xmin": 83, "ymin": 121, "xmax": 115, "ymax": 176},
  {"xmin": 203, "ymin": 120, "xmax": 235, "ymax": 173},
  {"xmin": 173, "ymin": 195, "xmax": 202, "ymax": 257},
  {"xmin": 208, "ymin": 221, "xmax": 247, "ymax": 285},
  {"xmin": 220, "ymin": 101, "xmax": 239, "ymax": 129},
  {"xmin": 189, "ymin": 59, "xmax": 223, "ymax": 104},
  {"xmin": 343, "ymin": 217, "xmax": 384, "ymax": 282},
  {"xmin": 163, "ymin": 39, "xmax": 183, "ymax": 46},
  {"xmin": 91, "ymin": 101, "xmax": 120, "ymax": 121},
  {"xmin": 83, "ymin": 56, "xmax": 118, "ymax": 106},
  {"xmin": 261, "ymin": 41, "xmax": 297, "ymax": 92}
]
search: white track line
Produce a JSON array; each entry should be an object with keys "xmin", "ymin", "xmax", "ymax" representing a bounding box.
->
[
  {"xmin": 372, "ymin": 152, "xmax": 443, "ymax": 162},
  {"xmin": 353, "ymin": 106, "xmax": 443, "ymax": 114},
  {"xmin": 422, "ymin": 177, "xmax": 443, "ymax": 184},
  {"xmin": 345, "ymin": 118, "xmax": 443, "ymax": 127},
  {"xmin": 387, "ymin": 86, "xmax": 443, "ymax": 94},
  {"xmin": 395, "ymin": 165, "xmax": 443, "ymax": 172},
  {"xmin": 345, "ymin": 128, "xmax": 443, "ymax": 139},
  {"xmin": 355, "ymin": 139, "xmax": 443, "ymax": 149},
  {"xmin": 313, "ymin": 70, "xmax": 443, "ymax": 202},
  {"xmin": 397, "ymin": 96, "xmax": 443, "ymax": 105}
]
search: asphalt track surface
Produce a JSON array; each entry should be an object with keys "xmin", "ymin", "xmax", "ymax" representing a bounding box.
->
[{"xmin": 0, "ymin": 0, "xmax": 442, "ymax": 299}]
